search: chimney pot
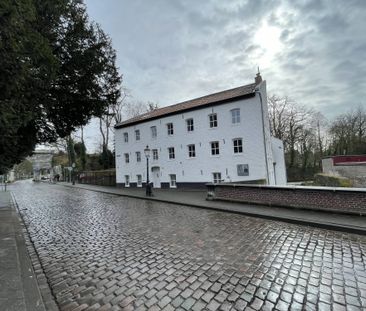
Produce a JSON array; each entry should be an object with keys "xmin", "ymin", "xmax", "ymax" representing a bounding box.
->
[{"xmin": 255, "ymin": 72, "xmax": 262, "ymax": 85}]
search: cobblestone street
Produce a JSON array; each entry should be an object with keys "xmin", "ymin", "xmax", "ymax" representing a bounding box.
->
[{"xmin": 12, "ymin": 181, "xmax": 366, "ymax": 311}]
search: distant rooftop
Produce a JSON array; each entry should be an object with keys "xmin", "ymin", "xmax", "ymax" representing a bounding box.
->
[
  {"xmin": 115, "ymin": 82, "xmax": 258, "ymax": 129},
  {"xmin": 324, "ymin": 155, "xmax": 366, "ymax": 165}
]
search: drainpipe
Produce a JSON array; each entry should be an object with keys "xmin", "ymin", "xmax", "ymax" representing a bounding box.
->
[{"xmin": 255, "ymin": 88, "xmax": 270, "ymax": 184}]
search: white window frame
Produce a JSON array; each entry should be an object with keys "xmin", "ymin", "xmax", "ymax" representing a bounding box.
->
[
  {"xmin": 137, "ymin": 174, "xmax": 142, "ymax": 187},
  {"xmin": 169, "ymin": 174, "xmax": 177, "ymax": 188},
  {"xmin": 188, "ymin": 144, "xmax": 196, "ymax": 158},
  {"xmin": 136, "ymin": 151, "xmax": 141, "ymax": 162},
  {"xmin": 124, "ymin": 153, "xmax": 129, "ymax": 163},
  {"xmin": 209, "ymin": 113, "xmax": 218, "ymax": 128},
  {"xmin": 135, "ymin": 130, "xmax": 140, "ymax": 141},
  {"xmin": 152, "ymin": 149, "xmax": 159, "ymax": 160},
  {"xmin": 233, "ymin": 138, "xmax": 243, "ymax": 154},
  {"xmin": 167, "ymin": 123, "xmax": 174, "ymax": 135},
  {"xmin": 210, "ymin": 141, "xmax": 220, "ymax": 155},
  {"xmin": 213, "ymin": 172, "xmax": 222, "ymax": 184},
  {"xmin": 125, "ymin": 175, "xmax": 130, "ymax": 187},
  {"xmin": 231, "ymin": 108, "xmax": 240, "ymax": 124},
  {"xmin": 151, "ymin": 126, "xmax": 157, "ymax": 139},
  {"xmin": 123, "ymin": 132, "xmax": 129, "ymax": 143},
  {"xmin": 186, "ymin": 118, "xmax": 194, "ymax": 132},
  {"xmin": 168, "ymin": 147, "xmax": 175, "ymax": 159}
]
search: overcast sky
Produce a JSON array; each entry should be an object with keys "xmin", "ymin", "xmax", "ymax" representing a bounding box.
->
[{"xmin": 81, "ymin": 0, "xmax": 366, "ymax": 151}]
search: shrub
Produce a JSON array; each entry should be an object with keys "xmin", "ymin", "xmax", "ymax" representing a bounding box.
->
[{"xmin": 313, "ymin": 173, "xmax": 352, "ymax": 187}]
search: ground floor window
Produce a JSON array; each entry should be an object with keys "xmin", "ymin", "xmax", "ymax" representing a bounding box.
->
[
  {"xmin": 213, "ymin": 172, "xmax": 221, "ymax": 183},
  {"xmin": 125, "ymin": 175, "xmax": 130, "ymax": 187},
  {"xmin": 169, "ymin": 174, "xmax": 176, "ymax": 187},
  {"xmin": 137, "ymin": 174, "xmax": 142, "ymax": 187},
  {"xmin": 237, "ymin": 164, "xmax": 249, "ymax": 176}
]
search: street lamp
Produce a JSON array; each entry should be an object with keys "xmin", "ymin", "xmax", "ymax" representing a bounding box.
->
[
  {"xmin": 144, "ymin": 145, "xmax": 152, "ymax": 196},
  {"xmin": 72, "ymin": 162, "xmax": 76, "ymax": 185}
]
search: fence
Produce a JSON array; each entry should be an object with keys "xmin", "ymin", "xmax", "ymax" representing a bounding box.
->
[{"xmin": 77, "ymin": 169, "xmax": 116, "ymax": 187}]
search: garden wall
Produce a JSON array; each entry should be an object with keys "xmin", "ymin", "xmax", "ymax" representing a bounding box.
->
[
  {"xmin": 77, "ymin": 169, "xmax": 116, "ymax": 186},
  {"xmin": 207, "ymin": 183, "xmax": 366, "ymax": 215}
]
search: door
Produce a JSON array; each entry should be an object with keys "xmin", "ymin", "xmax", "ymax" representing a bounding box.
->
[{"xmin": 151, "ymin": 167, "xmax": 161, "ymax": 188}]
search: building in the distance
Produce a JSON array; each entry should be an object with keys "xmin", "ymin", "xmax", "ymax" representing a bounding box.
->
[
  {"xmin": 114, "ymin": 73, "xmax": 287, "ymax": 188},
  {"xmin": 28, "ymin": 149, "xmax": 54, "ymax": 181}
]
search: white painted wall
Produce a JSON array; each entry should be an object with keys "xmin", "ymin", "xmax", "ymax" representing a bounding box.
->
[
  {"xmin": 271, "ymin": 137, "xmax": 287, "ymax": 185},
  {"xmin": 115, "ymin": 84, "xmax": 286, "ymax": 187}
]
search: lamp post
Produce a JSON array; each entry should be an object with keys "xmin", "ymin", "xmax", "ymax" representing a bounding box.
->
[
  {"xmin": 72, "ymin": 162, "xmax": 76, "ymax": 185},
  {"xmin": 144, "ymin": 145, "xmax": 152, "ymax": 196}
]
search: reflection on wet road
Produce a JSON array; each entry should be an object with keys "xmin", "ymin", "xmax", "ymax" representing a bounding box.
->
[{"xmin": 12, "ymin": 181, "xmax": 366, "ymax": 310}]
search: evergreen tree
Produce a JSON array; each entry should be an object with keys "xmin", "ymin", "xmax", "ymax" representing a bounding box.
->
[{"xmin": 0, "ymin": 0, "xmax": 121, "ymax": 173}]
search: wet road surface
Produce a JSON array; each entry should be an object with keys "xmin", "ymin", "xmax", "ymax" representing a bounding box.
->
[{"xmin": 12, "ymin": 180, "xmax": 366, "ymax": 310}]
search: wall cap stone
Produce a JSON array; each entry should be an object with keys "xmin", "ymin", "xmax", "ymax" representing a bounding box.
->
[{"xmin": 211, "ymin": 183, "xmax": 366, "ymax": 193}]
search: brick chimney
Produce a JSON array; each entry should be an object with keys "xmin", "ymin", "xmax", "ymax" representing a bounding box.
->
[{"xmin": 255, "ymin": 71, "xmax": 262, "ymax": 85}]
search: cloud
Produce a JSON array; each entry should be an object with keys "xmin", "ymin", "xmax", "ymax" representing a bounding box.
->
[{"xmin": 82, "ymin": 0, "xmax": 366, "ymax": 150}]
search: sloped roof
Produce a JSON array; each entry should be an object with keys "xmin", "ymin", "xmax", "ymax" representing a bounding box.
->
[{"xmin": 115, "ymin": 82, "xmax": 257, "ymax": 129}]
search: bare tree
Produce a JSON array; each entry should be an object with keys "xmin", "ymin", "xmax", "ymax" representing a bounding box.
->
[
  {"xmin": 328, "ymin": 106, "xmax": 366, "ymax": 155},
  {"xmin": 268, "ymin": 95, "xmax": 315, "ymax": 168},
  {"xmin": 267, "ymin": 95, "xmax": 292, "ymax": 141},
  {"xmin": 122, "ymin": 99, "xmax": 158, "ymax": 119},
  {"xmin": 98, "ymin": 88, "xmax": 129, "ymax": 150}
]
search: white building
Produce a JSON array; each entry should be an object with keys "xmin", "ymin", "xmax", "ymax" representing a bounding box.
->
[{"xmin": 114, "ymin": 74, "xmax": 287, "ymax": 189}]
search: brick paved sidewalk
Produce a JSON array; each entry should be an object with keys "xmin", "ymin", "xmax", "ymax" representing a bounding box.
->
[
  {"xmin": 57, "ymin": 182, "xmax": 366, "ymax": 235},
  {"xmin": 0, "ymin": 191, "xmax": 48, "ymax": 310}
]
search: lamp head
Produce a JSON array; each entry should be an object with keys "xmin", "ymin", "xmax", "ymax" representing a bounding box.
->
[{"xmin": 144, "ymin": 145, "xmax": 150, "ymax": 158}]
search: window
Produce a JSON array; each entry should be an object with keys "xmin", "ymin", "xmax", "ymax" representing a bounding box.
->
[
  {"xmin": 167, "ymin": 123, "xmax": 174, "ymax": 135},
  {"xmin": 136, "ymin": 151, "xmax": 141, "ymax": 162},
  {"xmin": 137, "ymin": 175, "xmax": 142, "ymax": 187},
  {"xmin": 213, "ymin": 172, "xmax": 222, "ymax": 183},
  {"xmin": 152, "ymin": 149, "xmax": 158, "ymax": 160},
  {"xmin": 168, "ymin": 147, "xmax": 175, "ymax": 159},
  {"xmin": 211, "ymin": 141, "xmax": 220, "ymax": 155},
  {"xmin": 125, "ymin": 175, "xmax": 130, "ymax": 186},
  {"xmin": 188, "ymin": 144, "xmax": 196, "ymax": 158},
  {"xmin": 123, "ymin": 132, "xmax": 128, "ymax": 143},
  {"xmin": 186, "ymin": 119, "xmax": 194, "ymax": 132},
  {"xmin": 151, "ymin": 126, "xmax": 157, "ymax": 138},
  {"xmin": 231, "ymin": 109, "xmax": 240, "ymax": 124},
  {"xmin": 237, "ymin": 164, "xmax": 249, "ymax": 176},
  {"xmin": 124, "ymin": 153, "xmax": 129, "ymax": 163},
  {"xmin": 135, "ymin": 130, "xmax": 140, "ymax": 141},
  {"xmin": 209, "ymin": 113, "xmax": 218, "ymax": 128},
  {"xmin": 233, "ymin": 138, "xmax": 243, "ymax": 153},
  {"xmin": 169, "ymin": 174, "xmax": 177, "ymax": 188}
]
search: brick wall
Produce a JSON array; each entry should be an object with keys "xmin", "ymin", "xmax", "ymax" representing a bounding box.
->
[{"xmin": 208, "ymin": 184, "xmax": 366, "ymax": 215}]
